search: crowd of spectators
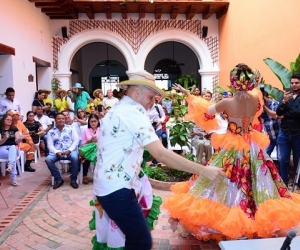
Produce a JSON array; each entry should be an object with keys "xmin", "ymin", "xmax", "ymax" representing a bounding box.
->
[{"xmin": 0, "ymin": 75, "xmax": 298, "ymax": 189}]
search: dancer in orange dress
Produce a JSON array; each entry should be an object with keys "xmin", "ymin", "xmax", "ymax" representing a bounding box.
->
[{"xmin": 164, "ymin": 63, "xmax": 300, "ymax": 241}]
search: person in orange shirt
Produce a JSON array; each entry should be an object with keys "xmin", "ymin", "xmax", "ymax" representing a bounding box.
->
[{"xmin": 7, "ymin": 110, "xmax": 36, "ymax": 172}]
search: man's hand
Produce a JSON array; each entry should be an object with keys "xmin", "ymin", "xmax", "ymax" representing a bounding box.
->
[
  {"xmin": 56, "ymin": 152, "xmax": 62, "ymax": 158},
  {"xmin": 200, "ymin": 166, "xmax": 226, "ymax": 182},
  {"xmin": 283, "ymin": 91, "xmax": 293, "ymax": 103},
  {"xmin": 65, "ymin": 150, "xmax": 71, "ymax": 156}
]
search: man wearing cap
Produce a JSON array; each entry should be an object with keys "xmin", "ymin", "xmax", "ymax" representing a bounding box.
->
[
  {"xmin": 43, "ymin": 89, "xmax": 53, "ymax": 106},
  {"xmin": 0, "ymin": 87, "xmax": 24, "ymax": 120},
  {"xmin": 93, "ymin": 70, "xmax": 225, "ymax": 249},
  {"xmin": 54, "ymin": 89, "xmax": 70, "ymax": 113},
  {"xmin": 8, "ymin": 110, "xmax": 37, "ymax": 172},
  {"xmin": 71, "ymin": 83, "xmax": 90, "ymax": 113},
  {"xmin": 103, "ymin": 89, "xmax": 119, "ymax": 109}
]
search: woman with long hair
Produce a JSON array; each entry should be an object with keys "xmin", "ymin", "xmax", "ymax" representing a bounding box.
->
[
  {"xmin": 23, "ymin": 111, "xmax": 44, "ymax": 144},
  {"xmin": 164, "ymin": 63, "xmax": 300, "ymax": 241},
  {"xmin": 79, "ymin": 114, "xmax": 100, "ymax": 184},
  {"xmin": 0, "ymin": 114, "xmax": 22, "ymax": 186}
]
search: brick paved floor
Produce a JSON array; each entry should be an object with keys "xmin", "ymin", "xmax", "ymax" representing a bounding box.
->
[{"xmin": 0, "ymin": 156, "xmax": 299, "ymax": 250}]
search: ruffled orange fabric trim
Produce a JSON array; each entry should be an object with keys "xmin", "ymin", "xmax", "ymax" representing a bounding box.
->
[
  {"xmin": 185, "ymin": 95, "xmax": 219, "ymax": 132},
  {"xmin": 211, "ymin": 130, "xmax": 270, "ymax": 151},
  {"xmin": 163, "ymin": 192, "xmax": 300, "ymax": 240}
]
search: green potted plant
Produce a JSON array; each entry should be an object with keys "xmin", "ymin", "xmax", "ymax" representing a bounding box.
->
[
  {"xmin": 176, "ymin": 73, "xmax": 198, "ymax": 90},
  {"xmin": 146, "ymin": 91, "xmax": 195, "ymax": 183}
]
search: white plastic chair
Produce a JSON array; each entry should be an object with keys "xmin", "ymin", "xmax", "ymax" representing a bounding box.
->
[
  {"xmin": 34, "ymin": 137, "xmax": 41, "ymax": 163},
  {"xmin": 0, "ymin": 149, "xmax": 22, "ymax": 177},
  {"xmin": 51, "ymin": 160, "xmax": 80, "ymax": 185}
]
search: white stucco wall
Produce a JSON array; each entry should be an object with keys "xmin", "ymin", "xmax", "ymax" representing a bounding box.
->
[{"xmin": 0, "ymin": 0, "xmax": 52, "ymax": 116}]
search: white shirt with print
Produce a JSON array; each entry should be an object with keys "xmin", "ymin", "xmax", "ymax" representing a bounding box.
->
[{"xmin": 93, "ymin": 96, "xmax": 159, "ymax": 196}]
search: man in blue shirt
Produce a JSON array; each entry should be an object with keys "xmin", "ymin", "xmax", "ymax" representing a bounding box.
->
[
  {"xmin": 71, "ymin": 83, "xmax": 90, "ymax": 112},
  {"xmin": 45, "ymin": 113, "xmax": 79, "ymax": 189}
]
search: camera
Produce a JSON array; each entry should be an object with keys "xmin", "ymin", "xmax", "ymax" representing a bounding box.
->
[{"xmin": 151, "ymin": 122, "xmax": 158, "ymax": 128}]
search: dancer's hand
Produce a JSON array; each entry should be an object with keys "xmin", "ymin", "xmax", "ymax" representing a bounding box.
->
[
  {"xmin": 201, "ymin": 166, "xmax": 226, "ymax": 181},
  {"xmin": 172, "ymin": 83, "xmax": 190, "ymax": 96}
]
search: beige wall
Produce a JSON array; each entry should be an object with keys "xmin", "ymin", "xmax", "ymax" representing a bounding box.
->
[
  {"xmin": 219, "ymin": 0, "xmax": 300, "ymax": 90},
  {"xmin": 0, "ymin": 0, "xmax": 52, "ymax": 115}
]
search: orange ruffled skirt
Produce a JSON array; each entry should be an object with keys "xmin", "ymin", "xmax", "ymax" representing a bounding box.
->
[
  {"xmin": 164, "ymin": 182, "xmax": 300, "ymax": 241},
  {"xmin": 163, "ymin": 145, "xmax": 300, "ymax": 241}
]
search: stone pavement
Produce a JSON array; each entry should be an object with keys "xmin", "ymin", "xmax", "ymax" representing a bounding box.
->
[
  {"xmin": 0, "ymin": 156, "xmax": 299, "ymax": 250},
  {"xmin": 0, "ymin": 157, "xmax": 220, "ymax": 250}
]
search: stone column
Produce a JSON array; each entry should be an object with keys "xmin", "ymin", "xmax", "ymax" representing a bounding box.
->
[
  {"xmin": 198, "ymin": 69, "xmax": 219, "ymax": 93},
  {"xmin": 52, "ymin": 71, "xmax": 72, "ymax": 91}
]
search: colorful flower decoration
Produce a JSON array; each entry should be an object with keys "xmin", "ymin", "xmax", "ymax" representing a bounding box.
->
[
  {"xmin": 228, "ymin": 122, "xmax": 242, "ymax": 135},
  {"xmin": 230, "ymin": 64, "xmax": 260, "ymax": 92}
]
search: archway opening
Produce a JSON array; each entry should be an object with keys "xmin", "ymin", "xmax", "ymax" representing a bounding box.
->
[
  {"xmin": 145, "ymin": 41, "xmax": 200, "ymax": 90},
  {"xmin": 70, "ymin": 42, "xmax": 128, "ymax": 95}
]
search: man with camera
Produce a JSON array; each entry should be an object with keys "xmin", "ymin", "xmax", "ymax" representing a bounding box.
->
[
  {"xmin": 45, "ymin": 113, "xmax": 79, "ymax": 189},
  {"xmin": 276, "ymin": 73, "xmax": 300, "ymax": 187}
]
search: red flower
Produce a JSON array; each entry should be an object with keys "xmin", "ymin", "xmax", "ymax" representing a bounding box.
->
[
  {"xmin": 257, "ymin": 150, "xmax": 264, "ymax": 160},
  {"xmin": 265, "ymin": 160, "xmax": 281, "ymax": 182},
  {"xmin": 240, "ymin": 199, "xmax": 256, "ymax": 220},
  {"xmin": 204, "ymin": 113, "xmax": 215, "ymax": 120},
  {"xmin": 278, "ymin": 187, "xmax": 292, "ymax": 199},
  {"xmin": 261, "ymin": 163, "xmax": 267, "ymax": 175}
]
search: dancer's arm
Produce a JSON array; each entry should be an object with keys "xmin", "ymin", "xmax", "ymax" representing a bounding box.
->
[{"xmin": 146, "ymin": 140, "xmax": 226, "ymax": 181}]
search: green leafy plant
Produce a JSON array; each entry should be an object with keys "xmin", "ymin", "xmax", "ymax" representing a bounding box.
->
[
  {"xmin": 168, "ymin": 92, "xmax": 194, "ymax": 153},
  {"xmin": 146, "ymin": 166, "xmax": 170, "ymax": 182},
  {"xmin": 263, "ymin": 53, "xmax": 300, "ymax": 89},
  {"xmin": 146, "ymin": 166, "xmax": 192, "ymax": 182},
  {"xmin": 176, "ymin": 73, "xmax": 198, "ymax": 89}
]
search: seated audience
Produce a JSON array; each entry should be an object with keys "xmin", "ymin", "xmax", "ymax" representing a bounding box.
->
[
  {"xmin": 54, "ymin": 89, "xmax": 69, "ymax": 113},
  {"xmin": 23, "ymin": 111, "xmax": 44, "ymax": 144},
  {"xmin": 8, "ymin": 110, "xmax": 36, "ymax": 172},
  {"xmin": 0, "ymin": 114, "xmax": 21, "ymax": 186},
  {"xmin": 34, "ymin": 106, "xmax": 53, "ymax": 156},
  {"xmin": 44, "ymin": 102, "xmax": 56, "ymax": 118},
  {"xmin": 80, "ymin": 114, "xmax": 100, "ymax": 184},
  {"xmin": 93, "ymin": 89, "xmax": 103, "ymax": 107},
  {"xmin": 45, "ymin": 113, "xmax": 79, "ymax": 189},
  {"xmin": 191, "ymin": 125, "xmax": 212, "ymax": 164},
  {"xmin": 43, "ymin": 89, "xmax": 53, "ymax": 106}
]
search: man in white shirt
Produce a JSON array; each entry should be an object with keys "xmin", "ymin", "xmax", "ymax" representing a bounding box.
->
[
  {"xmin": 103, "ymin": 89, "xmax": 119, "ymax": 109},
  {"xmin": 0, "ymin": 88, "xmax": 24, "ymax": 120},
  {"xmin": 34, "ymin": 106, "xmax": 53, "ymax": 156},
  {"xmin": 93, "ymin": 71, "xmax": 225, "ymax": 249}
]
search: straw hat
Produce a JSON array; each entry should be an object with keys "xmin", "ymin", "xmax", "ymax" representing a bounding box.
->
[
  {"xmin": 56, "ymin": 89, "xmax": 67, "ymax": 96},
  {"xmin": 117, "ymin": 71, "xmax": 165, "ymax": 97},
  {"xmin": 43, "ymin": 89, "xmax": 51, "ymax": 94},
  {"xmin": 93, "ymin": 89, "xmax": 103, "ymax": 98}
]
